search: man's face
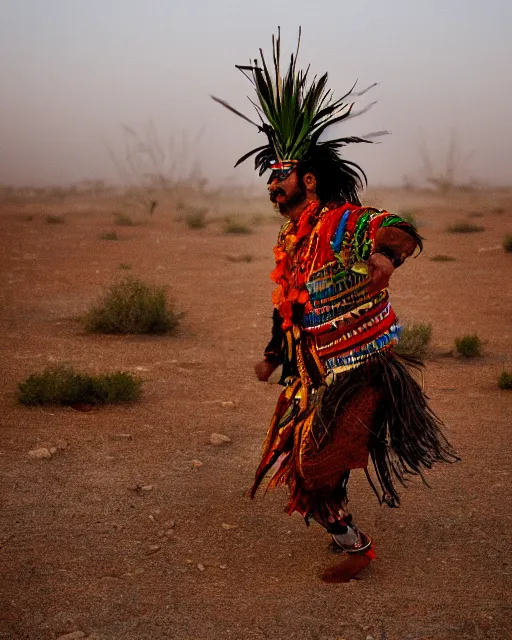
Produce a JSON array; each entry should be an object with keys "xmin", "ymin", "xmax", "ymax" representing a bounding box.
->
[{"xmin": 267, "ymin": 165, "xmax": 307, "ymax": 215}]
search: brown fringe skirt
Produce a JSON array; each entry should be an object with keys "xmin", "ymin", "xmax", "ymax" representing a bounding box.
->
[{"xmin": 251, "ymin": 352, "xmax": 458, "ymax": 521}]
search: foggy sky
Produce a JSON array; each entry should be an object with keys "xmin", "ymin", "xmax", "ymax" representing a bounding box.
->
[{"xmin": 1, "ymin": 0, "xmax": 511, "ymax": 188}]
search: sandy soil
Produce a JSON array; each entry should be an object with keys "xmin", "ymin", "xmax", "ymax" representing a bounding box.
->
[{"xmin": 0, "ymin": 188, "xmax": 511, "ymax": 640}]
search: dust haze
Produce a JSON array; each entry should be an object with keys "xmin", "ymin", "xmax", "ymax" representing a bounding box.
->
[{"xmin": 1, "ymin": 1, "xmax": 511, "ymax": 188}]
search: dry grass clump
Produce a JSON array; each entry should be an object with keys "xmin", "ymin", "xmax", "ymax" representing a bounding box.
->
[
  {"xmin": 114, "ymin": 212, "xmax": 136, "ymax": 226},
  {"xmin": 85, "ymin": 277, "xmax": 180, "ymax": 334},
  {"xmin": 467, "ymin": 211, "xmax": 484, "ymax": 218},
  {"xmin": 18, "ymin": 365, "xmax": 142, "ymax": 406},
  {"xmin": 100, "ymin": 231, "xmax": 119, "ymax": 241},
  {"xmin": 399, "ymin": 211, "xmax": 419, "ymax": 228},
  {"xmin": 119, "ymin": 263, "xmax": 132, "ymax": 270},
  {"xmin": 395, "ymin": 323, "xmax": 432, "ymax": 358},
  {"xmin": 45, "ymin": 215, "xmax": 65, "ymax": 224},
  {"xmin": 455, "ymin": 334, "xmax": 482, "ymax": 358},
  {"xmin": 503, "ymin": 235, "xmax": 512, "ymax": 253},
  {"xmin": 184, "ymin": 206, "xmax": 208, "ymax": 229},
  {"xmin": 447, "ymin": 222, "xmax": 484, "ymax": 233},
  {"xmin": 224, "ymin": 219, "xmax": 252, "ymax": 235},
  {"xmin": 23, "ymin": 214, "xmax": 34, "ymax": 221},
  {"xmin": 498, "ymin": 371, "xmax": 512, "ymax": 390},
  {"xmin": 430, "ymin": 254, "xmax": 456, "ymax": 262}
]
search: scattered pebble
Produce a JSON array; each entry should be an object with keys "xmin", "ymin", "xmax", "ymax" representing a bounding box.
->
[
  {"xmin": 140, "ymin": 485, "xmax": 153, "ymax": 492},
  {"xmin": 49, "ymin": 447, "xmax": 57, "ymax": 455},
  {"xmin": 165, "ymin": 520, "xmax": 175, "ymax": 529},
  {"xmin": 146, "ymin": 545, "xmax": 161, "ymax": 555},
  {"xmin": 191, "ymin": 460, "xmax": 203, "ymax": 469},
  {"xmin": 110, "ymin": 433, "xmax": 133, "ymax": 441},
  {"xmin": 165, "ymin": 529, "xmax": 174, "ymax": 537},
  {"xmin": 220, "ymin": 401, "xmax": 235, "ymax": 408},
  {"xmin": 197, "ymin": 563, "xmax": 205, "ymax": 571},
  {"xmin": 209, "ymin": 433, "xmax": 232, "ymax": 446},
  {"xmin": 219, "ymin": 564, "xmax": 227, "ymax": 570},
  {"xmin": 221, "ymin": 523, "xmax": 238, "ymax": 530},
  {"xmin": 27, "ymin": 447, "xmax": 52, "ymax": 459}
]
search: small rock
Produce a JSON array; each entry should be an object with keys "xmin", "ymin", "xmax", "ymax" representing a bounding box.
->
[
  {"xmin": 165, "ymin": 520, "xmax": 175, "ymax": 529},
  {"xmin": 220, "ymin": 401, "xmax": 235, "ymax": 408},
  {"xmin": 157, "ymin": 530, "xmax": 165, "ymax": 538},
  {"xmin": 209, "ymin": 433, "xmax": 232, "ymax": 446},
  {"xmin": 140, "ymin": 485, "xmax": 153, "ymax": 492},
  {"xmin": 219, "ymin": 564, "xmax": 227, "ymax": 570},
  {"xmin": 56, "ymin": 632, "xmax": 86, "ymax": 640},
  {"xmin": 185, "ymin": 559, "xmax": 193, "ymax": 564},
  {"xmin": 49, "ymin": 447, "xmax": 57, "ymax": 455},
  {"xmin": 111, "ymin": 433, "xmax": 133, "ymax": 441},
  {"xmin": 197, "ymin": 563, "xmax": 205, "ymax": 571},
  {"xmin": 28, "ymin": 447, "xmax": 52, "ymax": 459},
  {"xmin": 221, "ymin": 523, "xmax": 237, "ymax": 530},
  {"xmin": 191, "ymin": 460, "xmax": 203, "ymax": 469},
  {"xmin": 147, "ymin": 545, "xmax": 161, "ymax": 555}
]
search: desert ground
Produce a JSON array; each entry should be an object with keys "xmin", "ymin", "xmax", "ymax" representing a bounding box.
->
[{"xmin": 0, "ymin": 185, "xmax": 511, "ymax": 640}]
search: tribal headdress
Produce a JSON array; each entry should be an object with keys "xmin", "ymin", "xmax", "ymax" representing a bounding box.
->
[{"xmin": 212, "ymin": 28, "xmax": 386, "ymax": 203}]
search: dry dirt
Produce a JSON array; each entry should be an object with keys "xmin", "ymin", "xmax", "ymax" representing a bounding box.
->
[{"xmin": 0, "ymin": 188, "xmax": 511, "ymax": 640}]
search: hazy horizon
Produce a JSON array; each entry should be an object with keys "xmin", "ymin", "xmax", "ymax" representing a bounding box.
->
[{"xmin": 1, "ymin": 0, "xmax": 511, "ymax": 189}]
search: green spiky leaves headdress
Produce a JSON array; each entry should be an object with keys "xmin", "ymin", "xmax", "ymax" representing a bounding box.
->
[{"xmin": 212, "ymin": 28, "xmax": 386, "ymax": 177}]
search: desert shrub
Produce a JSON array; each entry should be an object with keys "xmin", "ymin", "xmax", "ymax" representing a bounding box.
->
[
  {"xmin": 447, "ymin": 222, "xmax": 484, "ymax": 233},
  {"xmin": 493, "ymin": 207, "xmax": 505, "ymax": 214},
  {"xmin": 226, "ymin": 254, "xmax": 254, "ymax": 263},
  {"xmin": 399, "ymin": 211, "xmax": 418, "ymax": 228},
  {"xmin": 85, "ymin": 277, "xmax": 180, "ymax": 334},
  {"xmin": 503, "ymin": 236, "xmax": 512, "ymax": 253},
  {"xmin": 119, "ymin": 263, "xmax": 132, "ymax": 270},
  {"xmin": 184, "ymin": 207, "xmax": 208, "ymax": 229},
  {"xmin": 18, "ymin": 365, "xmax": 142, "ymax": 406},
  {"xmin": 395, "ymin": 323, "xmax": 432, "ymax": 358},
  {"xmin": 455, "ymin": 334, "xmax": 482, "ymax": 358},
  {"xmin": 498, "ymin": 371, "xmax": 512, "ymax": 390},
  {"xmin": 430, "ymin": 254, "xmax": 456, "ymax": 262},
  {"xmin": 224, "ymin": 219, "xmax": 252, "ymax": 235},
  {"xmin": 45, "ymin": 215, "xmax": 65, "ymax": 224},
  {"xmin": 23, "ymin": 215, "xmax": 33, "ymax": 221},
  {"xmin": 467, "ymin": 211, "xmax": 484, "ymax": 218},
  {"xmin": 100, "ymin": 231, "xmax": 119, "ymax": 241},
  {"xmin": 114, "ymin": 213, "xmax": 135, "ymax": 226}
]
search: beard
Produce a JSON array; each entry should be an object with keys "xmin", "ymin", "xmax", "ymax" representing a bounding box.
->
[{"xmin": 270, "ymin": 184, "xmax": 307, "ymax": 215}]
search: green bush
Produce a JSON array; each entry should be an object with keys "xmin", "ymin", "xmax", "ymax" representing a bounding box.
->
[
  {"xmin": 85, "ymin": 277, "xmax": 180, "ymax": 334},
  {"xmin": 447, "ymin": 222, "xmax": 484, "ymax": 233},
  {"xmin": 100, "ymin": 231, "xmax": 119, "ymax": 241},
  {"xmin": 114, "ymin": 213, "xmax": 135, "ymax": 226},
  {"xmin": 430, "ymin": 254, "xmax": 456, "ymax": 262},
  {"xmin": 395, "ymin": 323, "xmax": 432, "ymax": 358},
  {"xmin": 184, "ymin": 207, "xmax": 208, "ymax": 229},
  {"xmin": 455, "ymin": 334, "xmax": 482, "ymax": 358},
  {"xmin": 224, "ymin": 219, "xmax": 252, "ymax": 235},
  {"xmin": 498, "ymin": 371, "xmax": 512, "ymax": 390},
  {"xmin": 45, "ymin": 215, "xmax": 65, "ymax": 224},
  {"xmin": 18, "ymin": 365, "xmax": 142, "ymax": 406},
  {"xmin": 503, "ymin": 236, "xmax": 512, "ymax": 253}
]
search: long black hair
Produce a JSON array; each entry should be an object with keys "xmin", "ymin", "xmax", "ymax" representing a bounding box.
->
[{"xmin": 296, "ymin": 145, "xmax": 368, "ymax": 206}]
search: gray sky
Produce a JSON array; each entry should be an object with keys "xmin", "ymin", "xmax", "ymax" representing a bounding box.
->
[{"xmin": 1, "ymin": 0, "xmax": 510, "ymax": 188}]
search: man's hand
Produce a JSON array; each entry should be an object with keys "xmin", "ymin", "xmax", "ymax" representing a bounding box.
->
[
  {"xmin": 368, "ymin": 252, "xmax": 395, "ymax": 292},
  {"xmin": 255, "ymin": 359, "xmax": 279, "ymax": 382}
]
